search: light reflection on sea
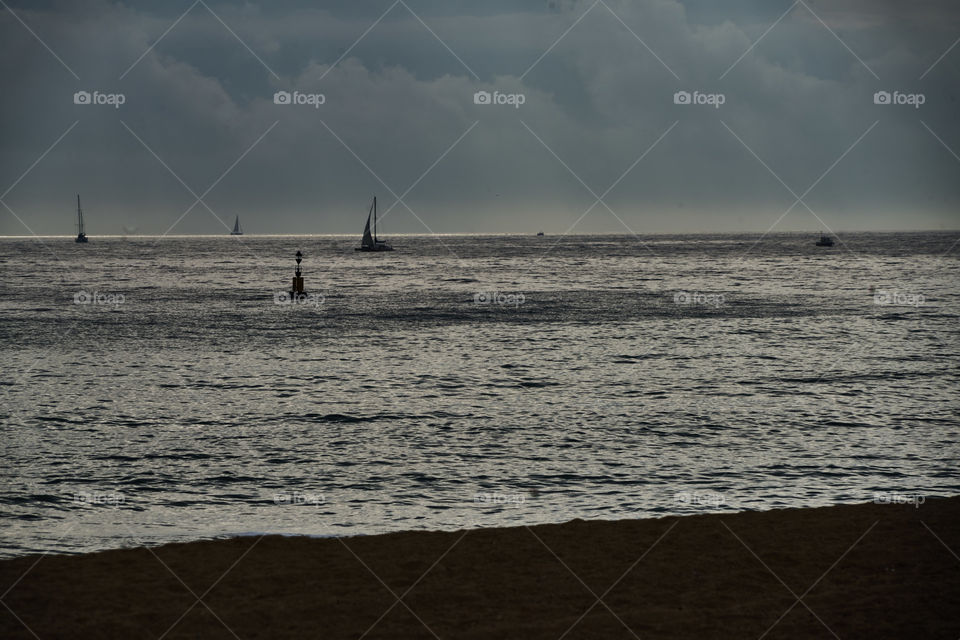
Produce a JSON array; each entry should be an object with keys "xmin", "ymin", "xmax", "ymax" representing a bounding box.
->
[{"xmin": 0, "ymin": 232, "xmax": 957, "ymax": 556}]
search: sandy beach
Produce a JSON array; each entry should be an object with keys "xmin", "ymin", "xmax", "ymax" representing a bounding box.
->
[{"xmin": 1, "ymin": 497, "xmax": 957, "ymax": 639}]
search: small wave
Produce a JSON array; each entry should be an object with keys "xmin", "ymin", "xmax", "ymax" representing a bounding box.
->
[
  {"xmin": 142, "ymin": 452, "xmax": 213, "ymax": 461},
  {"xmin": 285, "ymin": 412, "xmax": 426, "ymax": 424},
  {"xmin": 775, "ymin": 368, "xmax": 953, "ymax": 384},
  {"xmin": 611, "ymin": 354, "xmax": 650, "ymax": 362},
  {"xmin": 517, "ymin": 380, "xmax": 559, "ymax": 388}
]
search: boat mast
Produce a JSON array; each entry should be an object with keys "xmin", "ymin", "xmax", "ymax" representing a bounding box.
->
[
  {"xmin": 76, "ymin": 194, "xmax": 84, "ymax": 235},
  {"xmin": 373, "ymin": 196, "xmax": 377, "ymax": 242}
]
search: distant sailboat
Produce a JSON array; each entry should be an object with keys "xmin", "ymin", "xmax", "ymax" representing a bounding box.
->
[
  {"xmin": 231, "ymin": 216, "xmax": 243, "ymax": 235},
  {"xmin": 536, "ymin": 231, "xmax": 544, "ymax": 236},
  {"xmin": 75, "ymin": 194, "xmax": 88, "ymax": 243},
  {"xmin": 355, "ymin": 196, "xmax": 393, "ymax": 251},
  {"xmin": 815, "ymin": 232, "xmax": 834, "ymax": 247}
]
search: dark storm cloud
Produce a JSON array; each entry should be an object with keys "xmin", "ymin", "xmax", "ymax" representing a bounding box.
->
[{"xmin": 1, "ymin": 0, "xmax": 957, "ymax": 235}]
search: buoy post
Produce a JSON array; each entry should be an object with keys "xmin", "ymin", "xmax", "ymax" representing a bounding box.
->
[{"xmin": 291, "ymin": 250, "xmax": 305, "ymax": 296}]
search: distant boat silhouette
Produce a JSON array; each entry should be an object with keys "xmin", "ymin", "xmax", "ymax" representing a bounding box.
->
[
  {"xmin": 75, "ymin": 194, "xmax": 88, "ymax": 243},
  {"xmin": 815, "ymin": 232, "xmax": 834, "ymax": 247},
  {"xmin": 231, "ymin": 216, "xmax": 243, "ymax": 235},
  {"xmin": 355, "ymin": 196, "xmax": 393, "ymax": 251},
  {"xmin": 536, "ymin": 231, "xmax": 544, "ymax": 236}
]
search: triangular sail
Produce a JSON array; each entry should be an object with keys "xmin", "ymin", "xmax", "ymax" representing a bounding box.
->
[
  {"xmin": 74, "ymin": 194, "xmax": 88, "ymax": 242},
  {"xmin": 360, "ymin": 201, "xmax": 375, "ymax": 248},
  {"xmin": 356, "ymin": 195, "xmax": 392, "ymax": 251},
  {"xmin": 232, "ymin": 216, "xmax": 242, "ymax": 234}
]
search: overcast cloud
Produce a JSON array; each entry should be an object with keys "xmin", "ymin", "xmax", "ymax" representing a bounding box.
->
[{"xmin": 1, "ymin": 0, "xmax": 958, "ymax": 235}]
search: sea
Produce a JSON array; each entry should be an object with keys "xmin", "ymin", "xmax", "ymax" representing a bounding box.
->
[{"xmin": 1, "ymin": 232, "xmax": 958, "ymax": 558}]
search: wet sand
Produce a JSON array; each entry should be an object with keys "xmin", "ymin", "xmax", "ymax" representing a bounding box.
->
[{"xmin": 2, "ymin": 497, "xmax": 958, "ymax": 639}]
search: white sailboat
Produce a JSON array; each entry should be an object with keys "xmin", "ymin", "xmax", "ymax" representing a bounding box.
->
[
  {"xmin": 231, "ymin": 216, "xmax": 243, "ymax": 235},
  {"xmin": 355, "ymin": 196, "xmax": 393, "ymax": 251},
  {"xmin": 75, "ymin": 194, "xmax": 88, "ymax": 243}
]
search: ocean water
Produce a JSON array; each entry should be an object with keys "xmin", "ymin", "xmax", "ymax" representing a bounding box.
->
[{"xmin": 1, "ymin": 232, "xmax": 958, "ymax": 557}]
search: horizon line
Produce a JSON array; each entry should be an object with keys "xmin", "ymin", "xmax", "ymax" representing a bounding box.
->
[{"xmin": 2, "ymin": 229, "xmax": 960, "ymax": 240}]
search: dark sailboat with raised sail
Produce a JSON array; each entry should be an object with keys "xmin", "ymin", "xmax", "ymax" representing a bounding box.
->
[
  {"xmin": 355, "ymin": 196, "xmax": 393, "ymax": 251},
  {"xmin": 75, "ymin": 194, "xmax": 88, "ymax": 243},
  {"xmin": 231, "ymin": 216, "xmax": 243, "ymax": 235}
]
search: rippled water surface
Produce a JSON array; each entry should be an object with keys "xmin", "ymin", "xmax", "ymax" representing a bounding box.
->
[{"xmin": 1, "ymin": 233, "xmax": 958, "ymax": 557}]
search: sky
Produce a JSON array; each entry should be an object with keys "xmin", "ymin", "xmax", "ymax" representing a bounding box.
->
[{"xmin": 1, "ymin": 0, "xmax": 958, "ymax": 235}]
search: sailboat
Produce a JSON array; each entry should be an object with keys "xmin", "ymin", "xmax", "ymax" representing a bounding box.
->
[
  {"xmin": 815, "ymin": 232, "xmax": 834, "ymax": 247},
  {"xmin": 230, "ymin": 216, "xmax": 243, "ymax": 235},
  {"xmin": 74, "ymin": 194, "xmax": 88, "ymax": 243},
  {"xmin": 355, "ymin": 196, "xmax": 393, "ymax": 251}
]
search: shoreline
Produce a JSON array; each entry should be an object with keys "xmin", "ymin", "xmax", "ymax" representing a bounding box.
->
[
  {"xmin": 2, "ymin": 497, "xmax": 957, "ymax": 639},
  {"xmin": 1, "ymin": 493, "xmax": 945, "ymax": 561}
]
